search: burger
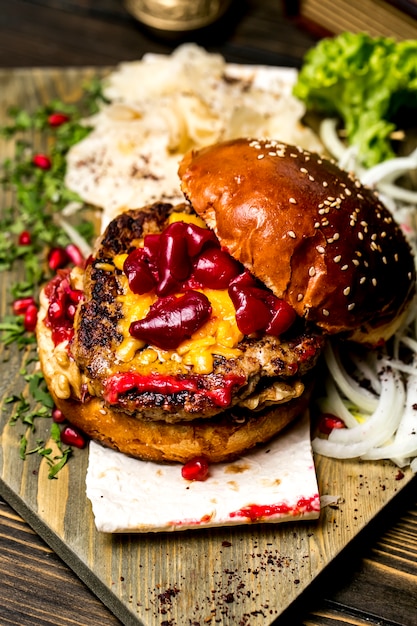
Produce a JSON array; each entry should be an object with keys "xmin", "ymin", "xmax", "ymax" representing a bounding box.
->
[{"xmin": 36, "ymin": 138, "xmax": 416, "ymax": 465}]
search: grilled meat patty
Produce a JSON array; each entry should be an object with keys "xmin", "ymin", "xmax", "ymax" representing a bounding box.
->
[{"xmin": 71, "ymin": 203, "xmax": 324, "ymax": 422}]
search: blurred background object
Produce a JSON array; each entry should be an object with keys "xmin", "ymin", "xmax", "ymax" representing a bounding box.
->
[
  {"xmin": 123, "ymin": 0, "xmax": 232, "ymax": 32},
  {"xmin": 290, "ymin": 0, "xmax": 417, "ymax": 40},
  {"xmin": 0, "ymin": 0, "xmax": 320, "ymax": 67}
]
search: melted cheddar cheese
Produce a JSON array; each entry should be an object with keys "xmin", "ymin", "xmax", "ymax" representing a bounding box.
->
[{"xmin": 112, "ymin": 213, "xmax": 244, "ymax": 375}]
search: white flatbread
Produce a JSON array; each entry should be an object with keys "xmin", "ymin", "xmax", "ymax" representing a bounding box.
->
[
  {"xmin": 86, "ymin": 412, "xmax": 320, "ymax": 533},
  {"xmin": 65, "ymin": 44, "xmax": 323, "ymax": 229}
]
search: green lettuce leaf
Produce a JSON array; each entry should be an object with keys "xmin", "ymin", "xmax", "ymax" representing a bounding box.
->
[{"xmin": 293, "ymin": 32, "xmax": 417, "ymax": 166}]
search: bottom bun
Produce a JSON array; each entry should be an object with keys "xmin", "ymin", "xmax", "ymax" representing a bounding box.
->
[{"xmin": 49, "ymin": 389, "xmax": 311, "ymax": 464}]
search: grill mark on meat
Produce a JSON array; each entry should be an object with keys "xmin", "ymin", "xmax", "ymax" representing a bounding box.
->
[
  {"xmin": 72, "ymin": 203, "xmax": 324, "ymax": 422},
  {"xmin": 97, "ymin": 202, "xmax": 190, "ymax": 258}
]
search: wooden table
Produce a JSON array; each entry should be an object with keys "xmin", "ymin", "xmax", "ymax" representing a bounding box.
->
[{"xmin": 0, "ymin": 2, "xmax": 417, "ymax": 625}]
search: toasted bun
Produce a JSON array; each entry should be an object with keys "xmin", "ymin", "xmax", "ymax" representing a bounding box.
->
[
  {"xmin": 36, "ymin": 292, "xmax": 309, "ymax": 463},
  {"xmin": 46, "ymin": 388, "xmax": 308, "ymax": 464},
  {"xmin": 179, "ymin": 138, "xmax": 416, "ymax": 345}
]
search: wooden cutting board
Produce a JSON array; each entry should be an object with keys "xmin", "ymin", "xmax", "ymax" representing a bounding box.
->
[{"xmin": 0, "ymin": 67, "xmax": 415, "ymax": 626}]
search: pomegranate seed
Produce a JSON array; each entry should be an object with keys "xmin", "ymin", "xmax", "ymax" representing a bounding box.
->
[
  {"xmin": 193, "ymin": 248, "xmax": 241, "ymax": 289},
  {"xmin": 51, "ymin": 323, "xmax": 73, "ymax": 346},
  {"xmin": 130, "ymin": 291, "xmax": 212, "ymax": 350},
  {"xmin": 47, "ymin": 112, "xmax": 70, "ymax": 127},
  {"xmin": 181, "ymin": 456, "xmax": 210, "ymax": 481},
  {"xmin": 65, "ymin": 243, "xmax": 84, "ymax": 267},
  {"xmin": 66, "ymin": 303, "xmax": 77, "ymax": 320},
  {"xmin": 32, "ymin": 153, "xmax": 52, "ymax": 170},
  {"xmin": 60, "ymin": 425, "xmax": 87, "ymax": 448},
  {"xmin": 319, "ymin": 414, "xmax": 346, "ymax": 435},
  {"xmin": 48, "ymin": 246, "xmax": 69, "ymax": 270},
  {"xmin": 24, "ymin": 303, "xmax": 38, "ymax": 332},
  {"xmin": 66, "ymin": 287, "xmax": 84, "ymax": 304},
  {"xmin": 18, "ymin": 230, "xmax": 31, "ymax": 245},
  {"xmin": 52, "ymin": 407, "xmax": 66, "ymax": 423},
  {"xmin": 47, "ymin": 299, "xmax": 65, "ymax": 321},
  {"xmin": 13, "ymin": 296, "xmax": 36, "ymax": 315}
]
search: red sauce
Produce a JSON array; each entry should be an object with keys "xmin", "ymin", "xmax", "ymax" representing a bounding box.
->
[
  {"xmin": 167, "ymin": 513, "xmax": 214, "ymax": 527},
  {"xmin": 228, "ymin": 494, "xmax": 320, "ymax": 522},
  {"xmin": 103, "ymin": 372, "xmax": 246, "ymax": 408}
]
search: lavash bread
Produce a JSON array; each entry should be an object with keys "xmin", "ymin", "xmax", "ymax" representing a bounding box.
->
[{"xmin": 179, "ymin": 138, "xmax": 416, "ymax": 345}]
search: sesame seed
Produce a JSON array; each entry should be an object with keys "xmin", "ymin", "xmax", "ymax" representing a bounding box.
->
[
  {"xmin": 309, "ymin": 267, "xmax": 316, "ymax": 277},
  {"xmin": 316, "ymin": 246, "xmax": 325, "ymax": 253},
  {"xmin": 360, "ymin": 277, "xmax": 366, "ymax": 284},
  {"xmin": 288, "ymin": 230, "xmax": 296, "ymax": 238},
  {"xmin": 341, "ymin": 264, "xmax": 348, "ymax": 271},
  {"xmin": 348, "ymin": 303, "xmax": 356, "ymax": 311},
  {"xmin": 333, "ymin": 233, "xmax": 340, "ymax": 240},
  {"xmin": 257, "ymin": 154, "xmax": 265, "ymax": 160},
  {"xmin": 372, "ymin": 278, "xmax": 377, "ymax": 286},
  {"xmin": 352, "ymin": 259, "xmax": 360, "ymax": 266},
  {"xmin": 322, "ymin": 181, "xmax": 328, "ymax": 187},
  {"xmin": 322, "ymin": 309, "xmax": 330, "ymax": 316},
  {"xmin": 289, "ymin": 197, "xmax": 297, "ymax": 204},
  {"xmin": 345, "ymin": 188, "xmax": 352, "ymax": 196},
  {"xmin": 297, "ymin": 293, "xmax": 303, "ymax": 301},
  {"xmin": 309, "ymin": 175, "xmax": 315, "ymax": 182},
  {"xmin": 314, "ymin": 222, "xmax": 320, "ymax": 228},
  {"xmin": 334, "ymin": 255, "xmax": 341, "ymax": 263},
  {"xmin": 358, "ymin": 232, "xmax": 364, "ymax": 240},
  {"xmin": 343, "ymin": 287, "xmax": 351, "ymax": 296},
  {"xmin": 300, "ymin": 167, "xmax": 308, "ymax": 174}
]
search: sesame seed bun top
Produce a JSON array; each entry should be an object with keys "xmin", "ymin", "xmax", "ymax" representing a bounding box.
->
[{"xmin": 178, "ymin": 137, "xmax": 416, "ymax": 345}]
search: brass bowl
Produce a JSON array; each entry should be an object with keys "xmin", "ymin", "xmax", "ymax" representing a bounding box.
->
[{"xmin": 124, "ymin": 0, "xmax": 232, "ymax": 32}]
